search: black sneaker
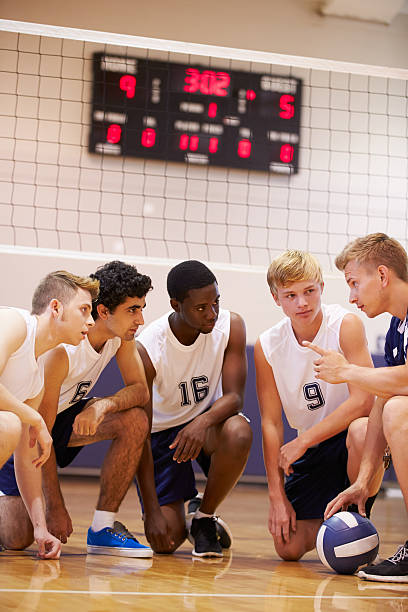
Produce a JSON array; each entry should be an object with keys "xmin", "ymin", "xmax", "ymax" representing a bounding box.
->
[
  {"xmin": 358, "ymin": 542, "xmax": 408, "ymax": 583},
  {"xmin": 186, "ymin": 494, "xmax": 233, "ymax": 549},
  {"xmin": 187, "ymin": 494, "xmax": 203, "ymax": 515},
  {"xmin": 190, "ymin": 517, "xmax": 223, "ymax": 558}
]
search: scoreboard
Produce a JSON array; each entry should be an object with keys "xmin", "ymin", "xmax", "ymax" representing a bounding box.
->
[{"xmin": 89, "ymin": 53, "xmax": 302, "ymax": 174}]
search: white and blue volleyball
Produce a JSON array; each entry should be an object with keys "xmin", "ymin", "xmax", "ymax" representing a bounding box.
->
[{"xmin": 316, "ymin": 511, "xmax": 379, "ymax": 575}]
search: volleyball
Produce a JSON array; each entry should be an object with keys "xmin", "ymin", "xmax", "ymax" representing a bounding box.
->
[{"xmin": 316, "ymin": 511, "xmax": 379, "ymax": 575}]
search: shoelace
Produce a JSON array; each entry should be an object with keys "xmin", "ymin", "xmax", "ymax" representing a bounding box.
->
[
  {"xmin": 388, "ymin": 543, "xmax": 408, "ymax": 565},
  {"xmin": 111, "ymin": 521, "xmax": 138, "ymax": 542}
]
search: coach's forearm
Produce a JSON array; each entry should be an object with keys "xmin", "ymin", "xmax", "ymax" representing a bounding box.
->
[{"xmin": 342, "ymin": 363, "xmax": 408, "ymax": 398}]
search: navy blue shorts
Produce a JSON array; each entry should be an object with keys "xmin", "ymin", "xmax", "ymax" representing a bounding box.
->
[
  {"xmin": 136, "ymin": 421, "xmax": 211, "ymax": 512},
  {"xmin": 285, "ymin": 430, "xmax": 349, "ymax": 520},
  {"xmin": 0, "ymin": 399, "xmax": 90, "ymax": 497}
]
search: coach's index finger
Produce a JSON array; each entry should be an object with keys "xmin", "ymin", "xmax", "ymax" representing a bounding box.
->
[{"xmin": 302, "ymin": 341, "xmax": 326, "ymax": 356}]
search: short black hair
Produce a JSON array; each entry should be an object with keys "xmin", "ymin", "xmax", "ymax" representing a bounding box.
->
[
  {"xmin": 90, "ymin": 261, "xmax": 152, "ymax": 319},
  {"xmin": 167, "ymin": 260, "xmax": 217, "ymax": 302}
]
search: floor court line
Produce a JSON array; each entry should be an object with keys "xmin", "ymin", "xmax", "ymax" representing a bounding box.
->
[{"xmin": 0, "ymin": 589, "xmax": 407, "ymax": 599}]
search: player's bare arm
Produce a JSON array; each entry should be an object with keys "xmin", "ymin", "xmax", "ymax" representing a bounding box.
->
[
  {"xmin": 14, "ymin": 390, "xmax": 61, "ymax": 559},
  {"xmin": 39, "ymin": 347, "xmax": 73, "ymax": 542},
  {"xmin": 169, "ymin": 313, "xmax": 247, "ymax": 463},
  {"xmin": 280, "ymin": 314, "xmax": 374, "ymax": 473},
  {"xmin": 254, "ymin": 338, "xmax": 297, "ymax": 543},
  {"xmin": 325, "ymin": 396, "xmax": 387, "ymax": 519},
  {"xmin": 72, "ymin": 339, "xmax": 149, "ymax": 437},
  {"xmin": 305, "ymin": 328, "xmax": 408, "ymax": 399},
  {"xmin": 135, "ymin": 341, "xmax": 175, "ymax": 551},
  {"xmin": 0, "ymin": 311, "xmax": 49, "ymax": 436}
]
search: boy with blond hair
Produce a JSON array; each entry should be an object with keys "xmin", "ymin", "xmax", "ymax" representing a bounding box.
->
[{"xmin": 254, "ymin": 250, "xmax": 382, "ymax": 561}]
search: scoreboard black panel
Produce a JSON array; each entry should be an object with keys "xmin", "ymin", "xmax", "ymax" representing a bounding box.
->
[{"xmin": 89, "ymin": 52, "xmax": 302, "ymax": 174}]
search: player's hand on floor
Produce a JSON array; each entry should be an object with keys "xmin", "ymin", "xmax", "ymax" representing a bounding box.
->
[
  {"xmin": 169, "ymin": 416, "xmax": 207, "ymax": 463},
  {"xmin": 144, "ymin": 510, "xmax": 175, "ymax": 552},
  {"xmin": 279, "ymin": 438, "xmax": 307, "ymax": 476},
  {"xmin": 34, "ymin": 528, "xmax": 61, "ymax": 559},
  {"xmin": 324, "ymin": 481, "xmax": 369, "ymax": 519},
  {"xmin": 29, "ymin": 418, "xmax": 53, "ymax": 468},
  {"xmin": 46, "ymin": 504, "xmax": 73, "ymax": 544},
  {"xmin": 302, "ymin": 341, "xmax": 349, "ymax": 384},
  {"xmin": 268, "ymin": 496, "xmax": 296, "ymax": 544}
]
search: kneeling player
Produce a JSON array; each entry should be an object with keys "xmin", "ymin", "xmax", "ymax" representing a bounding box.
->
[{"xmin": 255, "ymin": 250, "xmax": 383, "ymax": 561}]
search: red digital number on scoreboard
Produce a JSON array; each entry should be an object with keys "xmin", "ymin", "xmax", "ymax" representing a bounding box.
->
[{"xmin": 184, "ymin": 68, "xmax": 230, "ymax": 97}]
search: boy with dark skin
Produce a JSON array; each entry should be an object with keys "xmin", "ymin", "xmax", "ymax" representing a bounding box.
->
[{"xmin": 136, "ymin": 260, "xmax": 252, "ymax": 557}]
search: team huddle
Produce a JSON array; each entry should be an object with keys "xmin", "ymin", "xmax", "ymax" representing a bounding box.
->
[{"xmin": 0, "ymin": 232, "xmax": 407, "ymax": 583}]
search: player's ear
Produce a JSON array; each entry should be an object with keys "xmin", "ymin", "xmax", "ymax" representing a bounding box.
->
[
  {"xmin": 49, "ymin": 298, "xmax": 63, "ymax": 319},
  {"xmin": 96, "ymin": 303, "xmax": 110, "ymax": 319},
  {"xmin": 270, "ymin": 288, "xmax": 280, "ymax": 306},
  {"xmin": 320, "ymin": 281, "xmax": 324, "ymax": 294},
  {"xmin": 377, "ymin": 265, "xmax": 389, "ymax": 287},
  {"xmin": 170, "ymin": 298, "xmax": 180, "ymax": 313}
]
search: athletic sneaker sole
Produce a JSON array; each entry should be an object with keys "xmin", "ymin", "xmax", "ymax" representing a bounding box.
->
[
  {"xmin": 186, "ymin": 513, "xmax": 233, "ymax": 549},
  {"xmin": 87, "ymin": 545, "xmax": 153, "ymax": 558},
  {"xmin": 357, "ymin": 570, "xmax": 408, "ymax": 583},
  {"xmin": 192, "ymin": 548, "xmax": 223, "ymax": 558}
]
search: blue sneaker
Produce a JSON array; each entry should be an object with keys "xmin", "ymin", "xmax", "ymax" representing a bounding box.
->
[{"xmin": 87, "ymin": 521, "xmax": 153, "ymax": 558}]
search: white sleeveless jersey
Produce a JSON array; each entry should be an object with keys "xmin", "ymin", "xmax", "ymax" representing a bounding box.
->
[
  {"xmin": 137, "ymin": 308, "xmax": 231, "ymax": 433},
  {"xmin": 57, "ymin": 335, "xmax": 121, "ymax": 414},
  {"xmin": 259, "ymin": 303, "xmax": 350, "ymax": 435},
  {"xmin": 0, "ymin": 308, "xmax": 44, "ymax": 401}
]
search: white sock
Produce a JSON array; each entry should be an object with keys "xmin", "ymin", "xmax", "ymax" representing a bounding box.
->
[
  {"xmin": 195, "ymin": 509, "xmax": 214, "ymax": 519},
  {"xmin": 91, "ymin": 510, "xmax": 116, "ymax": 532}
]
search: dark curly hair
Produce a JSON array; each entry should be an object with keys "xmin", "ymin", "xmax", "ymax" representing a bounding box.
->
[
  {"xmin": 90, "ymin": 261, "xmax": 152, "ymax": 319},
  {"xmin": 167, "ymin": 260, "xmax": 217, "ymax": 302}
]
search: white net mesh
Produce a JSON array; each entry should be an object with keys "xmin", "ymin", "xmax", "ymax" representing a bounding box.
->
[{"xmin": 0, "ymin": 22, "xmax": 407, "ymax": 273}]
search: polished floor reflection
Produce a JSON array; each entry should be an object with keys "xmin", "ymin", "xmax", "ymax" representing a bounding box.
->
[{"xmin": 0, "ymin": 478, "xmax": 407, "ymax": 611}]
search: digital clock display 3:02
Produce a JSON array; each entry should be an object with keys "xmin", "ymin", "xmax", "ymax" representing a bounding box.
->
[{"xmin": 89, "ymin": 53, "xmax": 302, "ymax": 174}]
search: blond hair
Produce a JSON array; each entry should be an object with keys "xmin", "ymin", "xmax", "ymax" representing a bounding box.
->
[
  {"xmin": 267, "ymin": 250, "xmax": 323, "ymax": 296},
  {"xmin": 335, "ymin": 233, "xmax": 408, "ymax": 281},
  {"xmin": 32, "ymin": 271, "xmax": 100, "ymax": 315}
]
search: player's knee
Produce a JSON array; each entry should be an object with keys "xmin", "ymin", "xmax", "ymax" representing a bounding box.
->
[
  {"xmin": 151, "ymin": 540, "xmax": 180, "ymax": 554},
  {"xmin": 113, "ymin": 407, "xmax": 149, "ymax": 442},
  {"xmin": 346, "ymin": 417, "xmax": 368, "ymax": 452},
  {"xmin": 222, "ymin": 416, "xmax": 252, "ymax": 456},
  {"xmin": 0, "ymin": 515, "xmax": 33, "ymax": 550},
  {"xmin": 383, "ymin": 396, "xmax": 408, "ymax": 440},
  {"xmin": 2, "ymin": 529, "xmax": 34, "ymax": 550},
  {"xmin": 0, "ymin": 412, "xmax": 22, "ymax": 451},
  {"xmin": 151, "ymin": 530, "xmax": 185, "ymax": 554},
  {"xmin": 274, "ymin": 539, "xmax": 305, "ymax": 561}
]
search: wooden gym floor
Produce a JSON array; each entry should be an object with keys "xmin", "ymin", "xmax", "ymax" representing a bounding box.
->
[{"xmin": 0, "ymin": 477, "xmax": 407, "ymax": 611}]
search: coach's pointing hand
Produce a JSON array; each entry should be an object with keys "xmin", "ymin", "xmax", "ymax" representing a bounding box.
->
[{"xmin": 302, "ymin": 341, "xmax": 349, "ymax": 384}]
